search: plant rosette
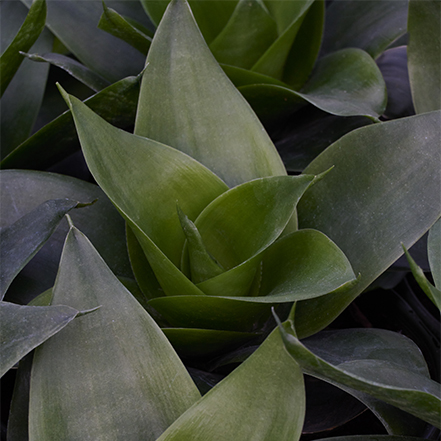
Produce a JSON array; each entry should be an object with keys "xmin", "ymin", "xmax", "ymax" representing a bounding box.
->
[{"xmin": 60, "ymin": 0, "xmax": 356, "ymax": 358}]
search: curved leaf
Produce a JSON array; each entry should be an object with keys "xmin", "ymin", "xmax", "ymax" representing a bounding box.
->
[
  {"xmin": 156, "ymin": 329, "xmax": 305, "ymax": 441},
  {"xmin": 1, "ymin": 74, "xmax": 140, "ymax": 171},
  {"xmin": 296, "ymin": 111, "xmax": 441, "ymax": 337},
  {"xmin": 29, "ymin": 225, "xmax": 201, "ymax": 440},
  {"xmin": 258, "ymin": 229, "xmax": 356, "ymax": 300},
  {"xmin": 0, "ymin": 198, "xmax": 81, "ymax": 299},
  {"xmin": 63, "ymin": 89, "xmax": 228, "ymax": 268},
  {"xmin": 321, "ymin": 0, "xmax": 408, "ymax": 59},
  {"xmin": 277, "ymin": 320, "xmax": 441, "ymax": 428},
  {"xmin": 135, "ymin": 0, "xmax": 286, "ymax": 187},
  {"xmin": 0, "ymin": 170, "xmax": 131, "ymax": 304},
  {"xmin": 20, "ymin": 0, "xmax": 146, "ymax": 82},
  {"xmin": 408, "ymin": 0, "xmax": 441, "ymax": 114},
  {"xmin": 0, "ymin": 301, "xmax": 78, "ymax": 378},
  {"xmin": 0, "ymin": 0, "xmax": 46, "ymax": 96},
  {"xmin": 98, "ymin": 2, "xmax": 152, "ymax": 56},
  {"xmin": 209, "ymin": 0, "xmax": 277, "ymax": 70},
  {"xmin": 21, "ymin": 52, "xmax": 110, "ymax": 92}
]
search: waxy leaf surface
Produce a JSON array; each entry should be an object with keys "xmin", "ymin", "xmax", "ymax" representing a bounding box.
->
[
  {"xmin": 156, "ymin": 329, "xmax": 305, "ymax": 441},
  {"xmin": 135, "ymin": 0, "xmax": 286, "ymax": 187},
  {"xmin": 296, "ymin": 111, "xmax": 441, "ymax": 337},
  {"xmin": 29, "ymin": 226, "xmax": 201, "ymax": 440},
  {"xmin": 0, "ymin": 301, "xmax": 78, "ymax": 378},
  {"xmin": 278, "ymin": 321, "xmax": 441, "ymax": 428},
  {"xmin": 0, "ymin": 0, "xmax": 46, "ymax": 96},
  {"xmin": 0, "ymin": 198, "xmax": 80, "ymax": 299},
  {"xmin": 408, "ymin": 0, "xmax": 441, "ymax": 113}
]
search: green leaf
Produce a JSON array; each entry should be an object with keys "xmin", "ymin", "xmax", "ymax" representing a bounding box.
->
[
  {"xmin": 296, "ymin": 111, "xmax": 441, "ymax": 337},
  {"xmin": 135, "ymin": 0, "xmax": 286, "ymax": 187},
  {"xmin": 21, "ymin": 52, "xmax": 110, "ymax": 92},
  {"xmin": 1, "ymin": 10, "xmax": 52, "ymax": 158},
  {"xmin": 239, "ymin": 47, "xmax": 387, "ymax": 121},
  {"xmin": 314, "ymin": 437, "xmax": 429, "ymax": 441},
  {"xmin": 297, "ymin": 48, "xmax": 387, "ymax": 119},
  {"xmin": 209, "ymin": 0, "xmax": 277, "ymax": 70},
  {"xmin": 0, "ymin": 198, "xmax": 80, "ymax": 299},
  {"xmin": 63, "ymin": 89, "xmax": 228, "ymax": 269},
  {"xmin": 0, "ymin": 0, "xmax": 46, "ymax": 96},
  {"xmin": 251, "ymin": 0, "xmax": 314, "ymax": 80},
  {"xmin": 321, "ymin": 0, "xmax": 409, "ymax": 59},
  {"xmin": 258, "ymin": 229, "xmax": 356, "ymax": 300},
  {"xmin": 98, "ymin": 2, "xmax": 152, "ymax": 56},
  {"xmin": 29, "ymin": 225, "xmax": 201, "ymax": 440},
  {"xmin": 403, "ymin": 244, "xmax": 441, "ymax": 310},
  {"xmin": 155, "ymin": 328, "xmax": 305, "ymax": 441},
  {"xmin": 428, "ymin": 217, "xmax": 441, "ymax": 289},
  {"xmin": 1, "ymin": 74, "xmax": 140, "ymax": 171},
  {"xmin": 141, "ymin": 0, "xmax": 237, "ymax": 44},
  {"xmin": 20, "ymin": 0, "xmax": 146, "ymax": 83},
  {"xmin": 281, "ymin": 0, "xmax": 324, "ymax": 90},
  {"xmin": 0, "ymin": 170, "xmax": 131, "ymax": 304},
  {"xmin": 0, "ymin": 301, "xmax": 78, "ymax": 378},
  {"xmin": 277, "ymin": 319, "xmax": 441, "ymax": 429},
  {"xmin": 408, "ymin": 0, "xmax": 441, "ymax": 113},
  {"xmin": 163, "ymin": 328, "xmax": 259, "ymax": 358}
]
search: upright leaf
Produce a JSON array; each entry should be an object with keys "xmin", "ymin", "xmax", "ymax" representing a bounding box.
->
[
  {"xmin": 0, "ymin": 0, "xmax": 46, "ymax": 96},
  {"xmin": 408, "ymin": 0, "xmax": 441, "ymax": 113},
  {"xmin": 156, "ymin": 328, "xmax": 305, "ymax": 441},
  {"xmin": 29, "ymin": 226, "xmax": 201, "ymax": 440},
  {"xmin": 296, "ymin": 111, "xmax": 441, "ymax": 337},
  {"xmin": 428, "ymin": 218, "xmax": 441, "ymax": 289},
  {"xmin": 135, "ymin": 0, "xmax": 286, "ymax": 187}
]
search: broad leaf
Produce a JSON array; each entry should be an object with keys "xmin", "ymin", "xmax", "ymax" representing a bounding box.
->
[
  {"xmin": 0, "ymin": 198, "xmax": 81, "ymax": 298},
  {"xmin": 156, "ymin": 328, "xmax": 305, "ymax": 441},
  {"xmin": 29, "ymin": 225, "xmax": 201, "ymax": 440},
  {"xmin": 1, "ymin": 74, "xmax": 140, "ymax": 171},
  {"xmin": 209, "ymin": 0, "xmax": 277, "ymax": 70},
  {"xmin": 0, "ymin": 301, "xmax": 78, "ymax": 377},
  {"xmin": 0, "ymin": 170, "xmax": 131, "ymax": 304},
  {"xmin": 408, "ymin": 0, "xmax": 441, "ymax": 113},
  {"xmin": 296, "ymin": 111, "xmax": 441, "ymax": 337},
  {"xmin": 135, "ymin": 0, "xmax": 286, "ymax": 187},
  {"xmin": 62, "ymin": 89, "xmax": 228, "ymax": 268},
  {"xmin": 0, "ymin": 0, "xmax": 46, "ymax": 96},
  {"xmin": 277, "ymin": 317, "xmax": 441, "ymax": 429},
  {"xmin": 321, "ymin": 0, "xmax": 409, "ymax": 59},
  {"xmin": 21, "ymin": 52, "xmax": 110, "ymax": 92}
]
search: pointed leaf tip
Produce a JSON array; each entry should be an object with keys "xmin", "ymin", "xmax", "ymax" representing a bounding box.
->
[{"xmin": 56, "ymin": 83, "xmax": 72, "ymax": 110}]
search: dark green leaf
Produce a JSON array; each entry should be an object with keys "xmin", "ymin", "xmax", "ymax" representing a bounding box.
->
[
  {"xmin": 408, "ymin": 0, "xmax": 441, "ymax": 113},
  {"xmin": 0, "ymin": 170, "xmax": 131, "ymax": 304},
  {"xmin": 277, "ymin": 319, "xmax": 441, "ymax": 429},
  {"xmin": 428, "ymin": 218, "xmax": 441, "ymax": 289},
  {"xmin": 0, "ymin": 301, "xmax": 78, "ymax": 377},
  {"xmin": 20, "ymin": 0, "xmax": 145, "ymax": 82},
  {"xmin": 209, "ymin": 0, "xmax": 277, "ymax": 70},
  {"xmin": 21, "ymin": 52, "xmax": 110, "ymax": 92},
  {"xmin": 296, "ymin": 111, "xmax": 441, "ymax": 337},
  {"xmin": 98, "ymin": 2, "xmax": 152, "ymax": 56},
  {"xmin": 29, "ymin": 225, "xmax": 201, "ymax": 440},
  {"xmin": 1, "ymin": 74, "xmax": 140, "ymax": 170},
  {"xmin": 0, "ymin": 198, "xmax": 80, "ymax": 298},
  {"xmin": 321, "ymin": 0, "xmax": 408, "ymax": 59},
  {"xmin": 0, "ymin": 0, "xmax": 46, "ymax": 96}
]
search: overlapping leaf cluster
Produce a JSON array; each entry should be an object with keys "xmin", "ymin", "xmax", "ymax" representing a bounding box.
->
[{"xmin": 1, "ymin": 0, "xmax": 440, "ymax": 439}]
